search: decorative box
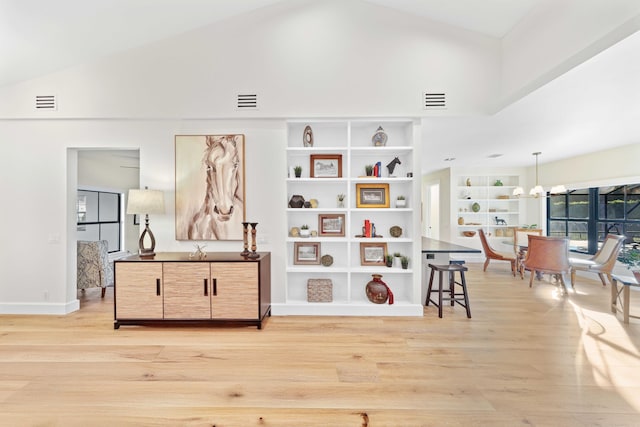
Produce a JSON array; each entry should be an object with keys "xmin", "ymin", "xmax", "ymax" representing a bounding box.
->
[{"xmin": 307, "ymin": 279, "xmax": 333, "ymax": 303}]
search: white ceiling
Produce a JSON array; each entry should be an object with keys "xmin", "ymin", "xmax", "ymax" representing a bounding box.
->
[{"xmin": 1, "ymin": 0, "xmax": 638, "ymax": 175}]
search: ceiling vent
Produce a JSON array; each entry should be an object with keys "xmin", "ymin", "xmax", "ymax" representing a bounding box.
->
[
  {"xmin": 35, "ymin": 95, "xmax": 57, "ymax": 111},
  {"xmin": 423, "ymin": 92, "xmax": 446, "ymax": 110},
  {"xmin": 237, "ymin": 93, "xmax": 258, "ymax": 110}
]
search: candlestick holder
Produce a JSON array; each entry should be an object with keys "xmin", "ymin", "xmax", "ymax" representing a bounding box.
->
[
  {"xmin": 248, "ymin": 222, "xmax": 260, "ymax": 259},
  {"xmin": 240, "ymin": 222, "xmax": 250, "ymax": 256}
]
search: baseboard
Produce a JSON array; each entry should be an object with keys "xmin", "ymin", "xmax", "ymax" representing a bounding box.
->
[{"xmin": 0, "ymin": 299, "xmax": 80, "ymax": 315}]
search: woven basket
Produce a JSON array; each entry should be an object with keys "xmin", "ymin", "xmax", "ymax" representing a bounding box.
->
[{"xmin": 307, "ymin": 279, "xmax": 333, "ymax": 302}]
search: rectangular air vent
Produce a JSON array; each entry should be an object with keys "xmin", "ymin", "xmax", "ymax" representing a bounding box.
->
[
  {"xmin": 237, "ymin": 93, "xmax": 258, "ymax": 110},
  {"xmin": 423, "ymin": 92, "xmax": 446, "ymax": 110},
  {"xmin": 35, "ymin": 95, "xmax": 57, "ymax": 111}
]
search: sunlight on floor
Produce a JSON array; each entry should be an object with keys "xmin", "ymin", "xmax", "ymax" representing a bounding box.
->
[{"xmin": 569, "ymin": 299, "xmax": 640, "ymax": 411}]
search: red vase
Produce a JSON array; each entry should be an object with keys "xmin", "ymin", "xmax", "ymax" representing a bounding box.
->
[{"xmin": 365, "ymin": 274, "xmax": 394, "ymax": 305}]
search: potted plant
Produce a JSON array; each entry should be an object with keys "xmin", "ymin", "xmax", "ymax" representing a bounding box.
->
[
  {"xmin": 294, "ymin": 166, "xmax": 302, "ymax": 178},
  {"xmin": 337, "ymin": 193, "xmax": 345, "ymax": 208},
  {"xmin": 385, "ymin": 254, "xmax": 394, "ymax": 268},
  {"xmin": 365, "ymin": 165, "xmax": 374, "ymax": 176},
  {"xmin": 617, "ymin": 244, "xmax": 640, "ymax": 280},
  {"xmin": 400, "ymin": 256, "xmax": 409, "ymax": 270},
  {"xmin": 396, "ymin": 195, "xmax": 406, "ymax": 208},
  {"xmin": 393, "ymin": 252, "xmax": 402, "ymax": 268},
  {"xmin": 300, "ymin": 224, "xmax": 310, "ymax": 237}
]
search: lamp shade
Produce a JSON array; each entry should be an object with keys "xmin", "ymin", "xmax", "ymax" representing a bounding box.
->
[{"xmin": 126, "ymin": 189, "xmax": 165, "ymax": 215}]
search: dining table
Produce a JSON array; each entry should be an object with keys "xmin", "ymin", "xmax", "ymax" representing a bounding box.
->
[
  {"xmin": 421, "ymin": 237, "xmax": 481, "ymax": 304},
  {"xmin": 610, "ymin": 273, "xmax": 640, "ymax": 324}
]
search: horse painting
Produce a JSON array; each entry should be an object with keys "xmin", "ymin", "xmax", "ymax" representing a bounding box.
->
[{"xmin": 175, "ymin": 134, "xmax": 245, "ymax": 241}]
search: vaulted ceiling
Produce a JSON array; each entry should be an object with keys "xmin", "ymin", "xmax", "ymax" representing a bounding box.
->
[{"xmin": 1, "ymin": 0, "xmax": 639, "ymax": 174}]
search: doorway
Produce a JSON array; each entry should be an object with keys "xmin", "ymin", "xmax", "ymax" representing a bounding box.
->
[{"xmin": 423, "ymin": 181, "xmax": 440, "ymax": 239}]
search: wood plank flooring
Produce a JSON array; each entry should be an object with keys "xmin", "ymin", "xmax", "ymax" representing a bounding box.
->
[{"xmin": 1, "ymin": 264, "xmax": 639, "ymax": 426}]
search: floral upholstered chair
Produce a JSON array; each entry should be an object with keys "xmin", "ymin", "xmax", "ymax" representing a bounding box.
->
[{"xmin": 77, "ymin": 240, "xmax": 113, "ymax": 297}]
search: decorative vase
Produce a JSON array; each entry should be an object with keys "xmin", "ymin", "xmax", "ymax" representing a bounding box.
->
[
  {"xmin": 458, "ymin": 216, "xmax": 464, "ymax": 225},
  {"xmin": 466, "ymin": 178, "xmax": 471, "ymax": 186},
  {"xmin": 396, "ymin": 199, "xmax": 406, "ymax": 208},
  {"xmin": 472, "ymin": 202, "xmax": 481, "ymax": 212},
  {"xmin": 303, "ymin": 125, "xmax": 313, "ymax": 147},
  {"xmin": 300, "ymin": 228, "xmax": 310, "ymax": 238},
  {"xmin": 365, "ymin": 274, "xmax": 394, "ymax": 304},
  {"xmin": 371, "ymin": 126, "xmax": 388, "ymax": 146},
  {"xmin": 288, "ymin": 195, "xmax": 305, "ymax": 208},
  {"xmin": 337, "ymin": 199, "xmax": 345, "ymax": 208}
]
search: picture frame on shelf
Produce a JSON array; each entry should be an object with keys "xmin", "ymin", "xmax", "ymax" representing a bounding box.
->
[
  {"xmin": 294, "ymin": 242, "xmax": 321, "ymax": 265},
  {"xmin": 356, "ymin": 183, "xmax": 390, "ymax": 208},
  {"xmin": 310, "ymin": 154, "xmax": 342, "ymax": 178},
  {"xmin": 360, "ymin": 242, "xmax": 388, "ymax": 266},
  {"xmin": 318, "ymin": 214, "xmax": 345, "ymax": 237}
]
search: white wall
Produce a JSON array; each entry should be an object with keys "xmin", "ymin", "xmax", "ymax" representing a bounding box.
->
[
  {"xmin": 0, "ymin": 0, "xmax": 500, "ymax": 119},
  {"xmin": 0, "ymin": 119, "xmax": 286, "ymax": 314},
  {"xmin": 540, "ymin": 143, "xmax": 640, "ymax": 190}
]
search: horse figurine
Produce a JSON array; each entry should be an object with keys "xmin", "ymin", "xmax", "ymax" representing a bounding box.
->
[
  {"xmin": 495, "ymin": 216, "xmax": 507, "ymax": 225},
  {"xmin": 386, "ymin": 157, "xmax": 401, "ymax": 176},
  {"xmin": 187, "ymin": 135, "xmax": 244, "ymax": 240}
]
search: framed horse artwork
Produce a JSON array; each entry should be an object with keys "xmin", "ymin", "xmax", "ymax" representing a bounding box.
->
[{"xmin": 175, "ymin": 134, "xmax": 246, "ymax": 241}]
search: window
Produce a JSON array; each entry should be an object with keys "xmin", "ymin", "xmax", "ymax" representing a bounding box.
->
[
  {"xmin": 547, "ymin": 184, "xmax": 640, "ymax": 254},
  {"xmin": 77, "ymin": 190, "xmax": 122, "ymax": 252}
]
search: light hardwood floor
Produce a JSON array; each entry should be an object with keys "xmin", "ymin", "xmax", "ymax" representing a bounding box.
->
[{"xmin": 1, "ymin": 264, "xmax": 639, "ymax": 426}]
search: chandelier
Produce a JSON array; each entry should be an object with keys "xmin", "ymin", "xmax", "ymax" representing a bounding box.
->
[{"xmin": 513, "ymin": 152, "xmax": 566, "ymax": 198}]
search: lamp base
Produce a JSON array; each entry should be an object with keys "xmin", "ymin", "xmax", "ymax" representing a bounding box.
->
[
  {"xmin": 138, "ymin": 220, "xmax": 157, "ymax": 259},
  {"xmin": 139, "ymin": 249, "xmax": 156, "ymax": 259}
]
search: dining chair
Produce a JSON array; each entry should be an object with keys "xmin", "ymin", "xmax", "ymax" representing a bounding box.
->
[
  {"xmin": 478, "ymin": 228, "xmax": 516, "ymax": 276},
  {"xmin": 569, "ymin": 234, "xmax": 626, "ymax": 288},
  {"xmin": 513, "ymin": 227, "xmax": 543, "ymax": 278},
  {"xmin": 522, "ymin": 235, "xmax": 571, "ymax": 292}
]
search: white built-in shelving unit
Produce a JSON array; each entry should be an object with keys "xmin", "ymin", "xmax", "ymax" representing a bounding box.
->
[
  {"xmin": 454, "ymin": 174, "xmax": 522, "ymax": 241},
  {"xmin": 277, "ymin": 119, "xmax": 422, "ymax": 316}
]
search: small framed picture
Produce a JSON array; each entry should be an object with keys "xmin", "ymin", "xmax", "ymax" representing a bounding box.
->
[
  {"xmin": 294, "ymin": 242, "xmax": 321, "ymax": 265},
  {"xmin": 360, "ymin": 242, "xmax": 388, "ymax": 266},
  {"xmin": 318, "ymin": 214, "xmax": 345, "ymax": 237},
  {"xmin": 310, "ymin": 154, "xmax": 342, "ymax": 178},
  {"xmin": 356, "ymin": 183, "xmax": 390, "ymax": 208}
]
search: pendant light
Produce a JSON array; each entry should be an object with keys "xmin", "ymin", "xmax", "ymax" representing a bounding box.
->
[{"xmin": 513, "ymin": 152, "xmax": 566, "ymax": 198}]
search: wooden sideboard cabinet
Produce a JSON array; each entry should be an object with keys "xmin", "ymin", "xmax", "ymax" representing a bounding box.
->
[{"xmin": 114, "ymin": 252, "xmax": 271, "ymax": 329}]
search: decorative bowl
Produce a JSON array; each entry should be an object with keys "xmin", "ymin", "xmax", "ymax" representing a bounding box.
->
[{"xmin": 462, "ymin": 231, "xmax": 477, "ymax": 237}]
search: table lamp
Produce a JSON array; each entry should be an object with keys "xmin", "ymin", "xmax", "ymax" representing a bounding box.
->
[{"xmin": 127, "ymin": 187, "xmax": 165, "ymax": 258}]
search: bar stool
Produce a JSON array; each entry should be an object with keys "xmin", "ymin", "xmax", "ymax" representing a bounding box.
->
[{"xmin": 426, "ymin": 263, "xmax": 471, "ymax": 318}]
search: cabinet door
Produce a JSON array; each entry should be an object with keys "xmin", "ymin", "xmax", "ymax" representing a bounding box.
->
[
  {"xmin": 163, "ymin": 262, "xmax": 211, "ymax": 319},
  {"xmin": 210, "ymin": 262, "xmax": 258, "ymax": 319},
  {"xmin": 115, "ymin": 262, "xmax": 163, "ymax": 319}
]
